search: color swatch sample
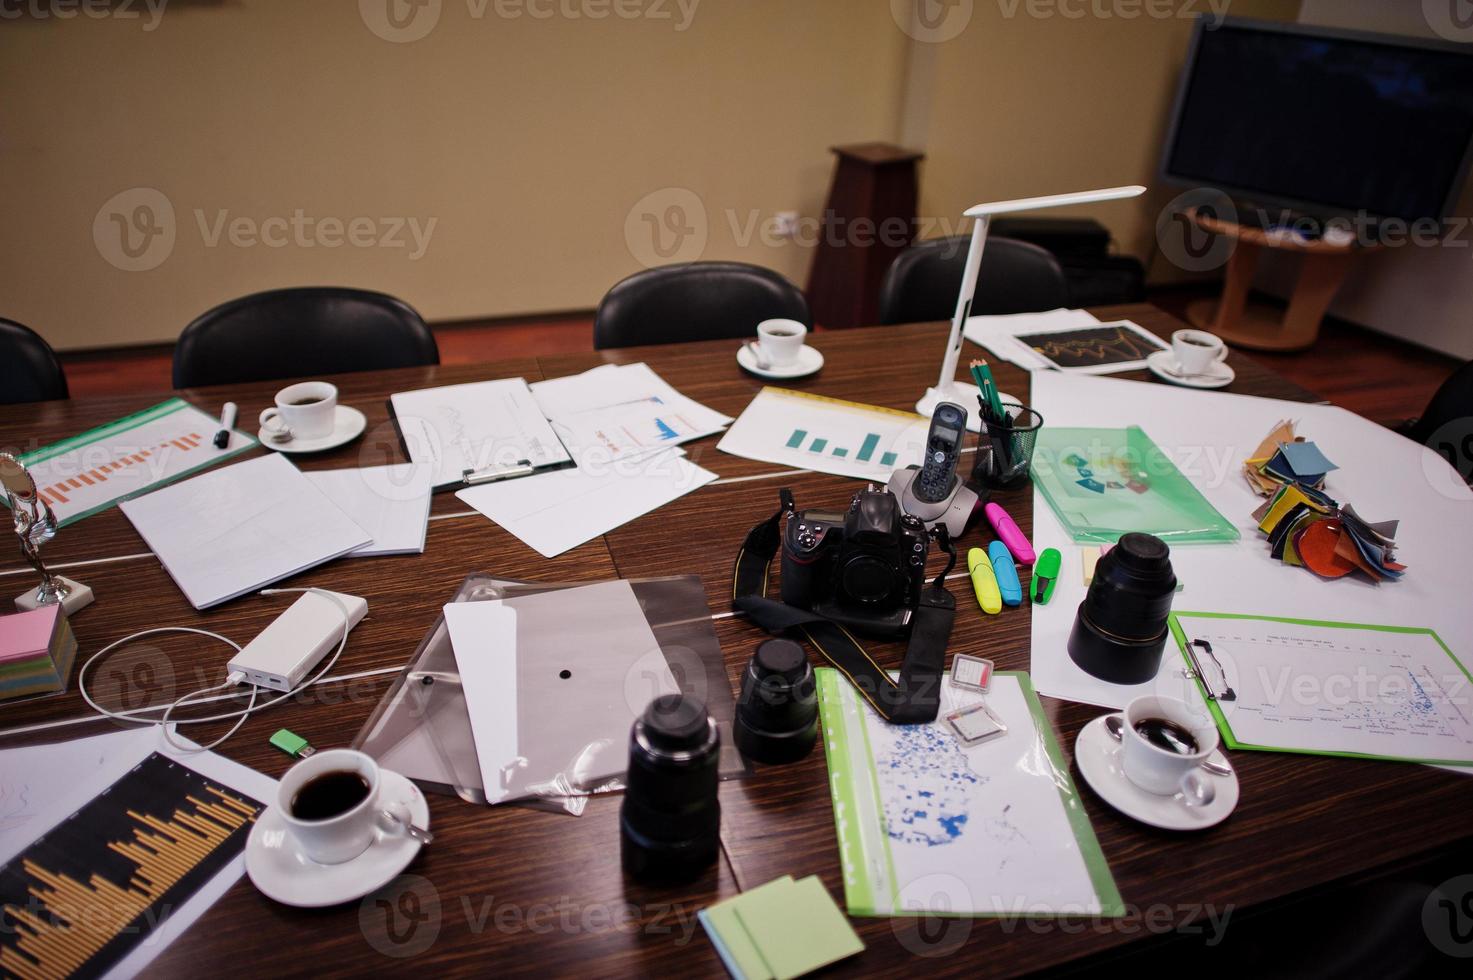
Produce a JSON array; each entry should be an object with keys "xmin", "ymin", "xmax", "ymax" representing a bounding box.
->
[
  {"xmin": 13, "ymin": 399, "xmax": 256, "ymax": 527},
  {"xmin": 0, "ymin": 752, "xmax": 264, "ymax": 979}
]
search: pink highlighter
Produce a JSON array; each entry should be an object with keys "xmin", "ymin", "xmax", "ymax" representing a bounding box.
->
[{"xmin": 984, "ymin": 502, "xmax": 1036, "ymax": 565}]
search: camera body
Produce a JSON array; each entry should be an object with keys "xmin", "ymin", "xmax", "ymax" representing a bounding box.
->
[{"xmin": 780, "ymin": 487, "xmax": 929, "ymax": 637}]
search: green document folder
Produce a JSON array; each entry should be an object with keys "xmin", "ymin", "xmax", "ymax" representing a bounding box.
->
[
  {"xmin": 1031, "ymin": 425, "xmax": 1239, "ymax": 544},
  {"xmin": 816, "ymin": 669, "xmax": 1122, "ymax": 918}
]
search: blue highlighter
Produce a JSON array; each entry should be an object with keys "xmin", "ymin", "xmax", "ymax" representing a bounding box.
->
[{"xmin": 988, "ymin": 541, "xmax": 1023, "ymax": 607}]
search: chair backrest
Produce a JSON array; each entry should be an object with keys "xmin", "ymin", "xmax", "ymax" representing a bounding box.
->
[
  {"xmin": 0, "ymin": 318, "xmax": 69, "ymax": 404},
  {"xmin": 173, "ymin": 287, "xmax": 439, "ymax": 388},
  {"xmin": 877, "ymin": 235, "xmax": 1070, "ymax": 326},
  {"xmin": 1405, "ymin": 360, "xmax": 1473, "ymax": 467},
  {"xmin": 594, "ymin": 262, "xmax": 811, "ymax": 350}
]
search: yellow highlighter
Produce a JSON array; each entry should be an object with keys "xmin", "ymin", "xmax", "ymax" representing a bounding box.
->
[{"xmin": 967, "ymin": 547, "xmax": 1003, "ymax": 615}]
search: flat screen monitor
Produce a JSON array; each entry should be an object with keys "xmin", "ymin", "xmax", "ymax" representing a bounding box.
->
[{"xmin": 1161, "ymin": 18, "xmax": 1473, "ymax": 222}]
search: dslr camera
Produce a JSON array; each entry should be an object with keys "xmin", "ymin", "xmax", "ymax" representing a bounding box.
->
[{"xmin": 780, "ymin": 486, "xmax": 929, "ymax": 637}]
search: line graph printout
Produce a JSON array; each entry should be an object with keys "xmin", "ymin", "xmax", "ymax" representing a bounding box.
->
[
  {"xmin": 12, "ymin": 399, "xmax": 256, "ymax": 526},
  {"xmin": 1013, "ymin": 320, "xmax": 1168, "ymax": 374},
  {"xmin": 817, "ymin": 670, "xmax": 1121, "ymax": 917},
  {"xmin": 1170, "ymin": 613, "xmax": 1473, "ymax": 765},
  {"xmin": 716, "ymin": 387, "xmax": 931, "ymax": 481}
]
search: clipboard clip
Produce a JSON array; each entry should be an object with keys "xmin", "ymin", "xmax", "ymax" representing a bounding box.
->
[
  {"xmin": 462, "ymin": 460, "xmax": 534, "ymax": 486},
  {"xmin": 1184, "ymin": 638, "xmax": 1236, "ymax": 702}
]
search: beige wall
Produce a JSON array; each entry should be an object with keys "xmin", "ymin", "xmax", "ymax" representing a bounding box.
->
[
  {"xmin": 0, "ymin": 0, "xmax": 907, "ymax": 350},
  {"xmin": 3, "ymin": 0, "xmax": 1309, "ymax": 353},
  {"xmin": 907, "ymin": 0, "xmax": 1301, "ymax": 275}
]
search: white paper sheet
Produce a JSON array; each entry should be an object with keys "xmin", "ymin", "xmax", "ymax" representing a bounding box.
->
[
  {"xmin": 455, "ymin": 446, "xmax": 717, "ymax": 558},
  {"xmin": 1027, "ymin": 373, "xmax": 1473, "ymax": 710},
  {"xmin": 119, "ymin": 453, "xmax": 371, "ymax": 609},
  {"xmin": 962, "ymin": 308, "xmax": 1101, "ymax": 371},
  {"xmin": 0, "ymin": 729, "xmax": 276, "ymax": 979},
  {"xmin": 305, "ymin": 463, "xmax": 433, "ymax": 556},
  {"xmin": 716, "ymin": 387, "xmax": 931, "ymax": 482},
  {"xmin": 1171, "ymin": 614, "xmax": 1473, "ymax": 765},
  {"xmin": 530, "ymin": 362, "xmax": 732, "ymax": 463},
  {"xmin": 820, "ymin": 672, "xmax": 1115, "ymax": 916},
  {"xmin": 390, "ymin": 377, "xmax": 571, "ymax": 487}
]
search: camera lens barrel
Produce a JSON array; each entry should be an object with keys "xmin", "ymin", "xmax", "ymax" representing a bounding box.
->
[
  {"xmin": 1067, "ymin": 532, "xmax": 1178, "ymax": 685},
  {"xmin": 734, "ymin": 639, "xmax": 818, "ymax": 765},
  {"xmin": 620, "ymin": 694, "xmax": 721, "ymax": 883}
]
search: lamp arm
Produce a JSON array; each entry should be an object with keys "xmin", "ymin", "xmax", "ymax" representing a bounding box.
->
[{"xmin": 935, "ymin": 215, "xmax": 990, "ymax": 390}]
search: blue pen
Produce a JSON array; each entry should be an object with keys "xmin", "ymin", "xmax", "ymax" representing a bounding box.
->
[{"xmin": 988, "ymin": 541, "xmax": 1022, "ymax": 607}]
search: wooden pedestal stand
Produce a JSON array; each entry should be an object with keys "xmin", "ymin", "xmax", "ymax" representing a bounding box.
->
[
  {"xmin": 806, "ymin": 142, "xmax": 924, "ymax": 329},
  {"xmin": 1185, "ymin": 208, "xmax": 1369, "ymax": 352}
]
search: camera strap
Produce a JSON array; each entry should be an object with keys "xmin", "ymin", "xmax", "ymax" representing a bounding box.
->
[{"xmin": 731, "ymin": 489, "xmax": 956, "ymax": 724}]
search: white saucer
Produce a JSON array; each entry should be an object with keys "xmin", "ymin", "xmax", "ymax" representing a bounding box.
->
[
  {"xmin": 1146, "ymin": 350, "xmax": 1234, "ymax": 390},
  {"xmin": 258, "ymin": 405, "xmax": 367, "ymax": 454},
  {"xmin": 246, "ymin": 768, "xmax": 430, "ymax": 908},
  {"xmin": 737, "ymin": 342, "xmax": 824, "ymax": 379},
  {"xmin": 1073, "ymin": 714, "xmax": 1239, "ymax": 831}
]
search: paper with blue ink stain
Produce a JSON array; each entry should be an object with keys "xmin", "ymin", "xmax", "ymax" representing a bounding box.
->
[
  {"xmin": 816, "ymin": 670, "xmax": 1121, "ymax": 917},
  {"xmin": 1169, "ymin": 613, "xmax": 1473, "ymax": 765}
]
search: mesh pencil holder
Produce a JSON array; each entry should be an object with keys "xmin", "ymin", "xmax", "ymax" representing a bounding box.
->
[{"xmin": 973, "ymin": 401, "xmax": 1043, "ymax": 492}]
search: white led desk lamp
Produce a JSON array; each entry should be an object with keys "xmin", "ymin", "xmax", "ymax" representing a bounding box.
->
[{"xmin": 916, "ymin": 185, "xmax": 1148, "ymax": 430}]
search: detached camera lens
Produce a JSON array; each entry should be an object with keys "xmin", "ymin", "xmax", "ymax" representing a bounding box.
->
[
  {"xmin": 734, "ymin": 639, "xmax": 817, "ymax": 765},
  {"xmin": 620, "ymin": 695, "xmax": 721, "ymax": 883},
  {"xmin": 1067, "ymin": 532, "xmax": 1178, "ymax": 685}
]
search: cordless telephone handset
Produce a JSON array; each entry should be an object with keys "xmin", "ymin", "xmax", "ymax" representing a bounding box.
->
[{"xmin": 914, "ymin": 402, "xmax": 968, "ymax": 504}]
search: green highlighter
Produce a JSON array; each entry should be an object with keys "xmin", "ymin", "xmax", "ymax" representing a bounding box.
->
[{"xmin": 1032, "ymin": 548, "xmax": 1062, "ymax": 604}]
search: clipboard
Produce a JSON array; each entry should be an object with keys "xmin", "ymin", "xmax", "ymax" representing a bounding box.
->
[
  {"xmin": 386, "ymin": 378, "xmax": 575, "ymax": 491},
  {"xmin": 1168, "ymin": 611, "xmax": 1473, "ymax": 767}
]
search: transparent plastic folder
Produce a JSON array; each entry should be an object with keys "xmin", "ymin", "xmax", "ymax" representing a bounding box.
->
[
  {"xmin": 1031, "ymin": 425, "xmax": 1239, "ymax": 545},
  {"xmin": 353, "ymin": 574, "xmax": 747, "ymax": 812}
]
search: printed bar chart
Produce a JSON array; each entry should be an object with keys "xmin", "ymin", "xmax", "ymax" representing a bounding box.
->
[
  {"xmin": 719, "ymin": 388, "xmax": 930, "ymax": 482},
  {"xmin": 0, "ymin": 753, "xmax": 263, "ymax": 980}
]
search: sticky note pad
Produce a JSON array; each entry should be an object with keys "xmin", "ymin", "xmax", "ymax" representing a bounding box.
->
[
  {"xmin": 700, "ymin": 877, "xmax": 793, "ymax": 980},
  {"xmin": 734, "ymin": 876, "xmax": 864, "ymax": 980}
]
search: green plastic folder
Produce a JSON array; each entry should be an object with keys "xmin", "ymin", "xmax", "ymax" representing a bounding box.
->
[{"xmin": 1031, "ymin": 425, "xmax": 1239, "ymax": 544}]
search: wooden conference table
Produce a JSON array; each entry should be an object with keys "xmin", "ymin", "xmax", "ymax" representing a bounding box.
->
[{"xmin": 1, "ymin": 304, "xmax": 1470, "ymax": 977}]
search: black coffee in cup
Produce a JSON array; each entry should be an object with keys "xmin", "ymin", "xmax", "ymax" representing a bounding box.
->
[
  {"xmin": 287, "ymin": 397, "xmax": 325, "ymax": 406},
  {"xmin": 1133, "ymin": 717, "xmax": 1199, "ymax": 755},
  {"xmin": 290, "ymin": 770, "xmax": 371, "ymax": 821}
]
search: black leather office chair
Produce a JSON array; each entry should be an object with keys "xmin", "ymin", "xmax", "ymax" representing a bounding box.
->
[
  {"xmin": 0, "ymin": 318, "xmax": 69, "ymax": 404},
  {"xmin": 877, "ymin": 235, "xmax": 1069, "ymax": 325},
  {"xmin": 594, "ymin": 262, "xmax": 811, "ymax": 350},
  {"xmin": 1398, "ymin": 359, "xmax": 1473, "ymax": 481},
  {"xmin": 173, "ymin": 287, "xmax": 439, "ymax": 388}
]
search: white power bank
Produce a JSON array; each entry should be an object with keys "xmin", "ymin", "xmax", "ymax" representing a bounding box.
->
[{"xmin": 227, "ymin": 590, "xmax": 367, "ymax": 691}]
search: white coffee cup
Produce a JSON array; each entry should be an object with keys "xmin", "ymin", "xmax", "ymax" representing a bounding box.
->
[
  {"xmin": 277, "ymin": 749, "xmax": 407, "ymax": 864},
  {"xmin": 1170, "ymin": 329, "xmax": 1228, "ymax": 376},
  {"xmin": 1119, "ymin": 695, "xmax": 1218, "ymax": 808},
  {"xmin": 260, "ymin": 381, "xmax": 337, "ymax": 443},
  {"xmin": 756, "ymin": 319, "xmax": 807, "ymax": 367}
]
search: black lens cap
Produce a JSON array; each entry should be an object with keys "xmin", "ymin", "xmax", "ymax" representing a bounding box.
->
[
  {"xmin": 1114, "ymin": 532, "xmax": 1170, "ymax": 571},
  {"xmin": 754, "ymin": 639, "xmax": 807, "ymax": 684},
  {"xmin": 643, "ymin": 694, "xmax": 709, "ymax": 751}
]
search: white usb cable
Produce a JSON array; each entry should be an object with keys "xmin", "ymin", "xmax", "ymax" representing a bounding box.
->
[{"xmin": 77, "ymin": 587, "xmax": 353, "ymax": 753}]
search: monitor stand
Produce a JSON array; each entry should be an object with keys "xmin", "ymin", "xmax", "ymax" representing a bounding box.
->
[{"xmin": 1182, "ymin": 207, "xmax": 1371, "ymax": 352}]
